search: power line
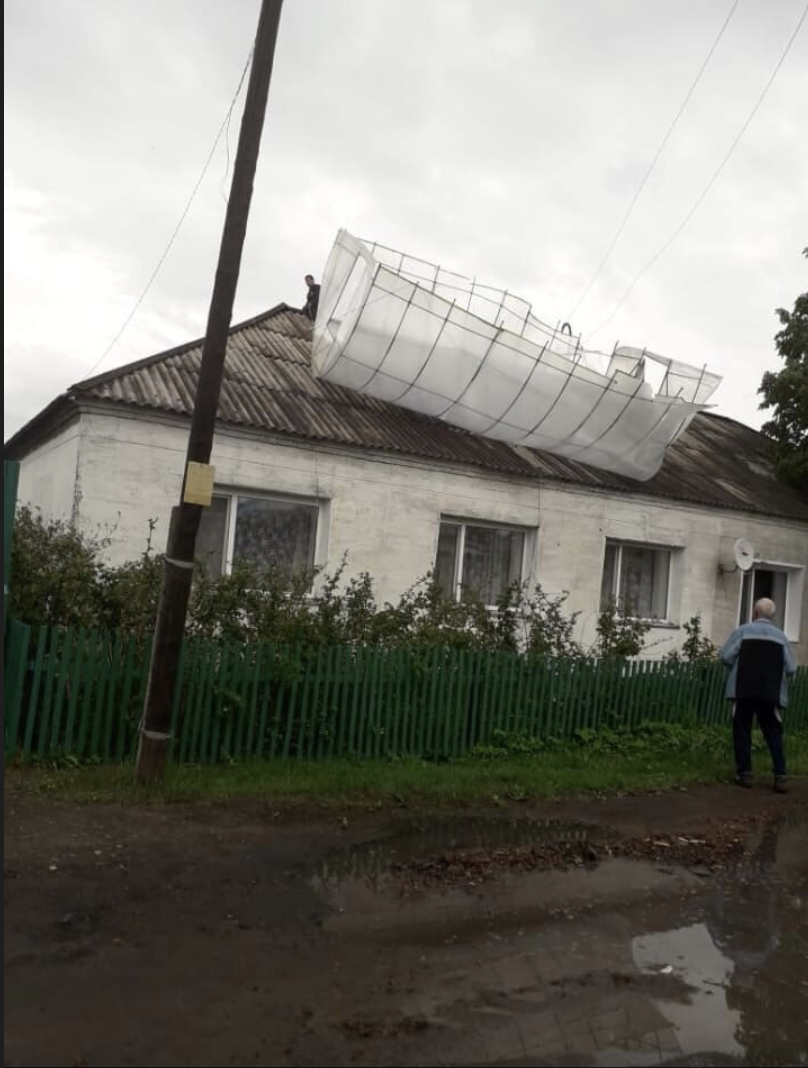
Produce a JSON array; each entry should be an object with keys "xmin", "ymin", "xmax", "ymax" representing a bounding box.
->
[
  {"xmin": 586, "ymin": 0, "xmax": 808, "ymax": 344},
  {"xmin": 219, "ymin": 75, "xmax": 241, "ymax": 204},
  {"xmin": 80, "ymin": 45, "xmax": 255, "ymax": 382},
  {"xmin": 567, "ymin": 0, "xmax": 741, "ymax": 322}
]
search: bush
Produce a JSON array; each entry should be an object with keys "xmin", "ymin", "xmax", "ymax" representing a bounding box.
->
[
  {"xmin": 9, "ymin": 506, "xmax": 108, "ymax": 629},
  {"xmin": 8, "ymin": 508, "xmax": 647, "ymax": 659},
  {"xmin": 594, "ymin": 600, "xmax": 651, "ymax": 659},
  {"xmin": 664, "ymin": 614, "xmax": 717, "ymax": 665}
]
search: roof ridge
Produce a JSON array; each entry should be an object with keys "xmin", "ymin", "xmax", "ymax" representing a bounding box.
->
[
  {"xmin": 72, "ymin": 303, "xmax": 298, "ymax": 394},
  {"xmin": 7, "ymin": 302, "xmax": 806, "ymax": 522}
]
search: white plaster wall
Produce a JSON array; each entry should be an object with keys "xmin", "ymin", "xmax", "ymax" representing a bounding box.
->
[
  {"xmin": 534, "ymin": 487, "xmax": 808, "ymax": 660},
  {"xmin": 46, "ymin": 408, "xmax": 808, "ymax": 665},
  {"xmin": 16, "ymin": 420, "xmax": 81, "ymax": 522}
]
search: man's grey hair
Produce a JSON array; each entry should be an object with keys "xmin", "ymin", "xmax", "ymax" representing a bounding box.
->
[{"xmin": 753, "ymin": 597, "xmax": 777, "ymax": 620}]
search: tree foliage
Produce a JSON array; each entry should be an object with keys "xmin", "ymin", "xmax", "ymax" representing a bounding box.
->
[
  {"xmin": 758, "ymin": 248, "xmax": 808, "ymax": 491},
  {"xmin": 9, "ymin": 506, "xmax": 654, "ymax": 661}
]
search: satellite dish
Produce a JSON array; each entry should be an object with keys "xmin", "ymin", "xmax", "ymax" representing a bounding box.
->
[
  {"xmin": 734, "ymin": 538, "xmax": 755, "ymax": 572},
  {"xmin": 719, "ymin": 538, "xmax": 755, "ymax": 574}
]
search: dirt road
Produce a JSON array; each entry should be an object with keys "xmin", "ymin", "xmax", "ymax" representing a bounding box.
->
[{"xmin": 4, "ymin": 780, "xmax": 807, "ymax": 1067}]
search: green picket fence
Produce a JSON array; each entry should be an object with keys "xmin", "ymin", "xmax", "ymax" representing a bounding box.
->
[{"xmin": 6, "ymin": 618, "xmax": 805, "ymax": 765}]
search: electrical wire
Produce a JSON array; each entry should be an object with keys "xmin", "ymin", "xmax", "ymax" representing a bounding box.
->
[
  {"xmin": 567, "ymin": 0, "xmax": 741, "ymax": 322},
  {"xmin": 586, "ymin": 0, "xmax": 808, "ymax": 343},
  {"xmin": 80, "ymin": 44, "xmax": 255, "ymax": 383}
]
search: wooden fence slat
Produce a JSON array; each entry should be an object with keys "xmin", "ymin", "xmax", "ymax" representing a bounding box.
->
[
  {"xmin": 404, "ymin": 649, "xmax": 418, "ymax": 755},
  {"xmin": 347, "ymin": 647, "xmax": 363, "ymax": 757},
  {"xmin": 281, "ymin": 649, "xmax": 302, "ymax": 759},
  {"xmin": 49, "ymin": 627, "xmax": 79, "ymax": 756},
  {"xmin": 119, "ymin": 634, "xmax": 143, "ymax": 761},
  {"xmin": 8, "ymin": 618, "xmax": 808, "ymax": 767},
  {"xmin": 95, "ymin": 634, "xmax": 116, "ymax": 761},
  {"xmin": 297, "ymin": 646, "xmax": 317, "ymax": 759},
  {"xmin": 63, "ymin": 627, "xmax": 89, "ymax": 756},
  {"xmin": 331, "ymin": 645, "xmax": 350, "ymax": 758},
  {"xmin": 557, "ymin": 660, "xmax": 571, "ymax": 736},
  {"xmin": 257, "ymin": 645, "xmax": 277, "ymax": 759},
  {"xmin": 21, "ymin": 626, "xmax": 48, "ymax": 758},
  {"xmin": 37, "ymin": 625, "xmax": 63, "ymax": 758},
  {"xmin": 189, "ymin": 640, "xmax": 214, "ymax": 763},
  {"xmin": 386, "ymin": 648, "xmax": 401, "ymax": 758},
  {"xmin": 315, "ymin": 645, "xmax": 335, "ymax": 759},
  {"xmin": 239, "ymin": 644, "xmax": 261, "ymax": 760},
  {"xmin": 439, "ymin": 650, "xmax": 455, "ymax": 758},
  {"xmin": 175, "ymin": 639, "xmax": 196, "ymax": 762},
  {"xmin": 221, "ymin": 642, "xmax": 242, "ymax": 760}
]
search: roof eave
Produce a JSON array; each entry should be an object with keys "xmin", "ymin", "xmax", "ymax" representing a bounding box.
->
[{"xmin": 4, "ymin": 394, "xmax": 80, "ymax": 459}]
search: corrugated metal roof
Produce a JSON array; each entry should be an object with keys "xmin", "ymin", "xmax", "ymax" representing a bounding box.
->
[{"xmin": 7, "ymin": 304, "xmax": 808, "ymax": 522}]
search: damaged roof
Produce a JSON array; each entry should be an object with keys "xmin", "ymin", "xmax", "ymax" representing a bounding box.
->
[{"xmin": 6, "ymin": 303, "xmax": 808, "ymax": 523}]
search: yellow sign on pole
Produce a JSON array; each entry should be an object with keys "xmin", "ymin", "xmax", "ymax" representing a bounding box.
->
[{"xmin": 183, "ymin": 463, "xmax": 216, "ymax": 506}]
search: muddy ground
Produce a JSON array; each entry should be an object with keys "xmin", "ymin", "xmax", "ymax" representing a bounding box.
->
[{"xmin": 4, "ymin": 780, "xmax": 808, "ymax": 1067}]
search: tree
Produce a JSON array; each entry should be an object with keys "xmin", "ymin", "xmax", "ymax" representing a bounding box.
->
[{"xmin": 758, "ymin": 248, "xmax": 808, "ymax": 491}]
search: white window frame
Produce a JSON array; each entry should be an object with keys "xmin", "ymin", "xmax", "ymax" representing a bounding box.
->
[
  {"xmin": 436, "ymin": 517, "xmax": 534, "ymax": 606},
  {"xmin": 737, "ymin": 560, "xmax": 804, "ymax": 642},
  {"xmin": 600, "ymin": 539, "xmax": 676, "ymax": 624},
  {"xmin": 204, "ymin": 490, "xmax": 327, "ymax": 577}
]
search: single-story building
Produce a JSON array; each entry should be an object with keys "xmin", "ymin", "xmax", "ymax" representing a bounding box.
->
[{"xmin": 6, "ymin": 304, "xmax": 808, "ymax": 661}]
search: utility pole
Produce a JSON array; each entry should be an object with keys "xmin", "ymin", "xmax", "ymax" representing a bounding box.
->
[{"xmin": 135, "ymin": 0, "xmax": 285, "ymax": 783}]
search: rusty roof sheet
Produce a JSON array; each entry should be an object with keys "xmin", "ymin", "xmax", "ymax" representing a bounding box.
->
[{"xmin": 7, "ymin": 304, "xmax": 808, "ymax": 522}]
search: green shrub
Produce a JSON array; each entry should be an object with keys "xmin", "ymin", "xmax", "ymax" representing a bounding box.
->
[{"xmin": 8, "ymin": 508, "xmax": 645, "ymax": 659}]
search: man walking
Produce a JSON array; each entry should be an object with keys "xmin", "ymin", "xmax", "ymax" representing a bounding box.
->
[{"xmin": 719, "ymin": 597, "xmax": 796, "ymax": 793}]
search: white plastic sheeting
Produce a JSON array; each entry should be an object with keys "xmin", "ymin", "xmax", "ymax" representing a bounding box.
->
[{"xmin": 311, "ymin": 230, "xmax": 721, "ymax": 481}]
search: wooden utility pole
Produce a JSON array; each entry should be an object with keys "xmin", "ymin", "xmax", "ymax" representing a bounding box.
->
[{"xmin": 135, "ymin": 0, "xmax": 285, "ymax": 783}]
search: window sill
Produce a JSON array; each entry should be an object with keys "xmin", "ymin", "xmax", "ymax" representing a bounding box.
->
[{"xmin": 602, "ymin": 616, "xmax": 680, "ymax": 629}]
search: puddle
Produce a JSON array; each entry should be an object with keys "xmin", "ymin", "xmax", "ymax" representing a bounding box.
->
[
  {"xmin": 433, "ymin": 866, "xmax": 806, "ymax": 1067},
  {"xmin": 310, "ymin": 816, "xmax": 604, "ymax": 888},
  {"xmin": 313, "ymin": 811, "xmax": 808, "ymax": 1066},
  {"xmin": 633, "ymin": 922, "xmax": 744, "ymax": 1062}
]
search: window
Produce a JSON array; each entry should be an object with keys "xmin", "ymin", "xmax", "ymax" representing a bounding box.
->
[
  {"xmin": 196, "ymin": 493, "xmax": 320, "ymax": 579},
  {"xmin": 739, "ymin": 567, "xmax": 787, "ymax": 630},
  {"xmin": 600, "ymin": 541, "xmax": 671, "ymax": 621},
  {"xmin": 739, "ymin": 564, "xmax": 804, "ymax": 639},
  {"xmin": 434, "ymin": 520, "xmax": 526, "ymax": 604}
]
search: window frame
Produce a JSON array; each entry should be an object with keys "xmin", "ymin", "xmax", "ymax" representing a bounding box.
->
[
  {"xmin": 201, "ymin": 489, "xmax": 326, "ymax": 578},
  {"xmin": 600, "ymin": 539, "xmax": 675, "ymax": 624},
  {"xmin": 435, "ymin": 517, "xmax": 533, "ymax": 606},
  {"xmin": 737, "ymin": 560, "xmax": 804, "ymax": 642}
]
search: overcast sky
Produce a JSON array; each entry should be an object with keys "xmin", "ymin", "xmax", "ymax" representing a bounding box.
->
[{"xmin": 4, "ymin": 0, "xmax": 807, "ymax": 441}]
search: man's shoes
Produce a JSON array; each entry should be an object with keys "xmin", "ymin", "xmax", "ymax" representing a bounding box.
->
[
  {"xmin": 774, "ymin": 776, "xmax": 789, "ymax": 794},
  {"xmin": 734, "ymin": 773, "xmax": 753, "ymax": 789}
]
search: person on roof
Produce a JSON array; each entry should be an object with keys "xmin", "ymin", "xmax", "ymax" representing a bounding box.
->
[
  {"xmin": 719, "ymin": 597, "xmax": 796, "ymax": 793},
  {"xmin": 302, "ymin": 274, "xmax": 320, "ymax": 322}
]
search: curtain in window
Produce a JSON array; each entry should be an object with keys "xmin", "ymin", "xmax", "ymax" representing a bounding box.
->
[
  {"xmin": 600, "ymin": 543, "xmax": 618, "ymax": 610},
  {"xmin": 234, "ymin": 498, "xmax": 317, "ymax": 578},
  {"xmin": 462, "ymin": 526, "xmax": 523, "ymax": 605},
  {"xmin": 619, "ymin": 546, "xmax": 669, "ymax": 619},
  {"xmin": 435, "ymin": 523, "xmax": 459, "ymax": 597},
  {"xmin": 196, "ymin": 496, "xmax": 229, "ymax": 577}
]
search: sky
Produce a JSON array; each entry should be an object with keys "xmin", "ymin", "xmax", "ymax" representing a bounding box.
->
[{"xmin": 4, "ymin": 0, "xmax": 808, "ymax": 442}]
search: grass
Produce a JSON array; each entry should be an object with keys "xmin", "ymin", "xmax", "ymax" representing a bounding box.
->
[{"xmin": 7, "ymin": 724, "xmax": 808, "ymax": 811}]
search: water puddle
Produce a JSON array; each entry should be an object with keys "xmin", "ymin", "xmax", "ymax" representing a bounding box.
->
[
  {"xmin": 314, "ymin": 810, "xmax": 808, "ymax": 1066},
  {"xmin": 461, "ymin": 812, "xmax": 808, "ymax": 1066},
  {"xmin": 310, "ymin": 815, "xmax": 603, "ymax": 889}
]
